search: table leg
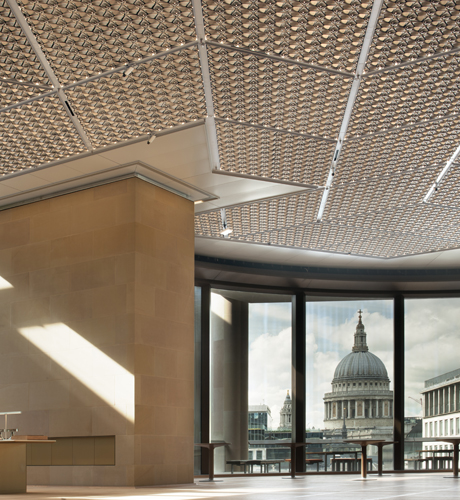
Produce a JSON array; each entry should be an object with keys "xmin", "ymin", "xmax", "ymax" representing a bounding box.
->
[
  {"xmin": 291, "ymin": 446, "xmax": 296, "ymax": 478},
  {"xmin": 453, "ymin": 445, "xmax": 459, "ymax": 477},
  {"xmin": 377, "ymin": 446, "xmax": 383, "ymax": 476},
  {"xmin": 208, "ymin": 446, "xmax": 215, "ymax": 481},
  {"xmin": 361, "ymin": 446, "xmax": 367, "ymax": 479}
]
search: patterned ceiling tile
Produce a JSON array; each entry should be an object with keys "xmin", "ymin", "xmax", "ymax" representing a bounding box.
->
[
  {"xmin": 208, "ymin": 46, "xmax": 352, "ymax": 138},
  {"xmin": 202, "ymin": 0, "xmax": 372, "ymax": 73},
  {"xmin": 216, "ymin": 120, "xmax": 334, "ymax": 186},
  {"xmin": 337, "ymin": 115, "xmax": 460, "ymax": 183},
  {"xmin": 195, "ymin": 190, "xmax": 322, "ymax": 238},
  {"xmin": 66, "ymin": 48, "xmax": 205, "ymax": 148},
  {"xmin": 350, "ymin": 52, "xmax": 460, "ymax": 137},
  {"xmin": 17, "ymin": 0, "xmax": 197, "ymax": 83},
  {"xmin": 0, "ymin": 0, "xmax": 50, "ymax": 84},
  {"xmin": 324, "ymin": 166, "xmax": 439, "ymax": 220},
  {"xmin": 366, "ymin": 0, "xmax": 460, "ymax": 71},
  {"xmin": 0, "ymin": 94, "xmax": 85, "ymax": 174},
  {"xmin": 0, "ymin": 79, "xmax": 49, "ymax": 108}
]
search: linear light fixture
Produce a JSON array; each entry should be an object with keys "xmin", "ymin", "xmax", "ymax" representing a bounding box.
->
[
  {"xmin": 316, "ymin": 0, "xmax": 384, "ymax": 222},
  {"xmin": 424, "ymin": 143, "xmax": 460, "ymax": 202}
]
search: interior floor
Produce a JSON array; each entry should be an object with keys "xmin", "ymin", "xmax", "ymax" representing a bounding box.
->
[{"xmin": 18, "ymin": 474, "xmax": 460, "ymax": 500}]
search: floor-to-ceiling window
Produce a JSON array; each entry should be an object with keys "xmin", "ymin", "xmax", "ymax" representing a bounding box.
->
[
  {"xmin": 209, "ymin": 289, "xmax": 291, "ymax": 474},
  {"xmin": 404, "ymin": 298, "xmax": 460, "ymax": 470},
  {"xmin": 305, "ymin": 298, "xmax": 394, "ymax": 471}
]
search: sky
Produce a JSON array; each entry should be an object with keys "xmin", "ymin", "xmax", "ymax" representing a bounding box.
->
[{"xmin": 246, "ymin": 297, "xmax": 460, "ymax": 430}]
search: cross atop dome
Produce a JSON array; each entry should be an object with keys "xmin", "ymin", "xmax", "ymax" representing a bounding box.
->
[{"xmin": 353, "ymin": 309, "xmax": 368, "ymax": 352}]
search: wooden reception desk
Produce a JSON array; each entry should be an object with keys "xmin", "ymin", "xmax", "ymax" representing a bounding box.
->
[{"xmin": 0, "ymin": 439, "xmax": 55, "ymax": 494}]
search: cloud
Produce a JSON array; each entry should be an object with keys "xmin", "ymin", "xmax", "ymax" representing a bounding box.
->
[
  {"xmin": 244, "ymin": 297, "xmax": 460, "ymax": 429},
  {"xmin": 249, "ymin": 326, "xmax": 292, "ymax": 429}
]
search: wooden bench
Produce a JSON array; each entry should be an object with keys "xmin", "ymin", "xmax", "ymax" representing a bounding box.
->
[
  {"xmin": 226, "ymin": 459, "xmax": 283, "ymax": 473},
  {"xmin": 285, "ymin": 458, "xmax": 324, "ymax": 472}
]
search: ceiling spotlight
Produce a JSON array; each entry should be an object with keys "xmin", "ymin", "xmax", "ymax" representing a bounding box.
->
[
  {"xmin": 220, "ymin": 208, "xmax": 233, "ymax": 238},
  {"xmin": 123, "ymin": 66, "xmax": 134, "ymax": 78},
  {"xmin": 221, "ymin": 228, "xmax": 233, "ymax": 237},
  {"xmin": 147, "ymin": 134, "xmax": 156, "ymax": 145}
]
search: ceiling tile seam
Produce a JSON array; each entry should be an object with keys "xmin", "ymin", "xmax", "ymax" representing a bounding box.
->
[
  {"xmin": 0, "ymin": 88, "xmax": 57, "ymax": 114},
  {"xmin": 213, "ymin": 117, "xmax": 336, "ymax": 144},
  {"xmin": 364, "ymin": 46, "xmax": 460, "ymax": 78},
  {"xmin": 192, "ymin": 0, "xmax": 220, "ymax": 171},
  {"xmin": 345, "ymin": 111, "xmax": 460, "ymax": 142},
  {"xmin": 6, "ymin": 0, "xmax": 93, "ymax": 151},
  {"xmin": 0, "ymin": 78, "xmax": 51, "ymax": 90},
  {"xmin": 0, "ymin": 41, "xmax": 201, "ymax": 117},
  {"xmin": 210, "ymin": 168, "xmax": 323, "ymax": 190},
  {"xmin": 316, "ymin": 0, "xmax": 385, "ymax": 222},
  {"xmin": 61, "ymin": 41, "xmax": 199, "ymax": 92},
  {"xmin": 206, "ymin": 41, "xmax": 355, "ymax": 78}
]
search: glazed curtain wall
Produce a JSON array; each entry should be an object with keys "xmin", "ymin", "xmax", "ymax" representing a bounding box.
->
[{"xmin": 195, "ymin": 288, "xmax": 460, "ymax": 474}]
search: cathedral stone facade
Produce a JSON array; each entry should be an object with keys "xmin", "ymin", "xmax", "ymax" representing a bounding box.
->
[{"xmin": 323, "ymin": 311, "xmax": 393, "ymax": 437}]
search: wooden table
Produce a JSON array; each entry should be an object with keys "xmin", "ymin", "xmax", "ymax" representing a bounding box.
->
[
  {"xmin": 374, "ymin": 441, "xmax": 397, "ymax": 476},
  {"xmin": 436, "ymin": 438, "xmax": 460, "ymax": 478},
  {"xmin": 0, "ymin": 439, "xmax": 55, "ymax": 493},
  {"xmin": 195, "ymin": 442, "xmax": 229, "ymax": 482},
  {"xmin": 344, "ymin": 439, "xmax": 384, "ymax": 479}
]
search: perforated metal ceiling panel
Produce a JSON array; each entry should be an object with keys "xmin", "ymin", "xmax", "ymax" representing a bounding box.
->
[
  {"xmin": 202, "ymin": 0, "xmax": 372, "ymax": 72},
  {"xmin": 16, "ymin": 0, "xmax": 197, "ymax": 83},
  {"xmin": 215, "ymin": 120, "xmax": 334, "ymax": 186},
  {"xmin": 0, "ymin": 0, "xmax": 49, "ymax": 84},
  {"xmin": 2, "ymin": 0, "xmax": 460, "ymax": 259},
  {"xmin": 349, "ymin": 53, "xmax": 460, "ymax": 137},
  {"xmin": 365, "ymin": 0, "xmax": 460, "ymax": 72},
  {"xmin": 208, "ymin": 46, "xmax": 353, "ymax": 137},
  {"xmin": 337, "ymin": 115, "xmax": 460, "ymax": 184},
  {"xmin": 0, "ymin": 94, "xmax": 86, "ymax": 174},
  {"xmin": 66, "ymin": 48, "xmax": 206, "ymax": 148}
]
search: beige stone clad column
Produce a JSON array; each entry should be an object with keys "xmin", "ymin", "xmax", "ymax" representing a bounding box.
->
[{"xmin": 0, "ymin": 179, "xmax": 195, "ymax": 487}]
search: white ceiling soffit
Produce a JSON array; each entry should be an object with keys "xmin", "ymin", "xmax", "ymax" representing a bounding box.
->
[{"xmin": 1, "ymin": 1, "xmax": 460, "ymax": 261}]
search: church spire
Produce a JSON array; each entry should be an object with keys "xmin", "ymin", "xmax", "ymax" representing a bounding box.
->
[{"xmin": 352, "ymin": 309, "xmax": 369, "ymax": 352}]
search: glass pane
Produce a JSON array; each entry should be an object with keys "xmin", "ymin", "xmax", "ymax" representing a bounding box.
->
[
  {"xmin": 405, "ymin": 298, "xmax": 460, "ymax": 470},
  {"xmin": 305, "ymin": 298, "xmax": 394, "ymax": 472},
  {"xmin": 248, "ymin": 301, "xmax": 292, "ymax": 473},
  {"xmin": 210, "ymin": 289, "xmax": 291, "ymax": 474}
]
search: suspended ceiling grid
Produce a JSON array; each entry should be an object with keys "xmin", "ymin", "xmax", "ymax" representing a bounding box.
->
[{"xmin": 1, "ymin": 1, "xmax": 460, "ymax": 260}]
